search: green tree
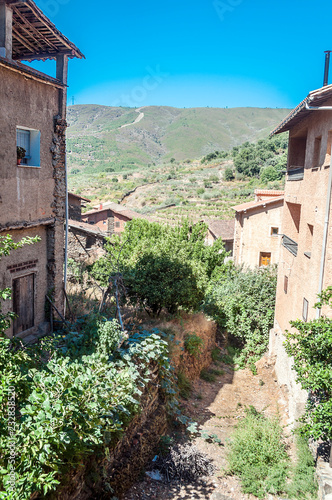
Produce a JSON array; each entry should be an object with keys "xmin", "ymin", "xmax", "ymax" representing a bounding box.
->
[
  {"xmin": 92, "ymin": 218, "xmax": 229, "ymax": 316},
  {"xmin": 223, "ymin": 167, "xmax": 235, "ymax": 181}
]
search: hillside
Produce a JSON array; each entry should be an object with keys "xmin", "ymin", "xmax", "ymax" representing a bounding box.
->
[
  {"xmin": 66, "ymin": 105, "xmax": 290, "ymax": 173},
  {"xmin": 67, "ymin": 105, "xmax": 290, "ymax": 223}
]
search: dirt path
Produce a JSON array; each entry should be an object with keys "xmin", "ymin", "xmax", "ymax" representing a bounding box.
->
[
  {"xmin": 121, "ymin": 107, "xmax": 146, "ymax": 128},
  {"xmin": 123, "ymin": 354, "xmax": 290, "ymax": 500}
]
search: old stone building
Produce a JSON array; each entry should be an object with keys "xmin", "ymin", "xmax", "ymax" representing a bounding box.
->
[
  {"xmin": 82, "ymin": 202, "xmax": 146, "ymax": 235},
  {"xmin": 269, "ymin": 84, "xmax": 332, "ymax": 422},
  {"xmin": 204, "ymin": 219, "xmax": 235, "ymax": 254},
  {"xmin": 68, "ymin": 192, "xmax": 91, "ymax": 222},
  {"xmin": 0, "ymin": 0, "xmax": 83, "ymax": 339},
  {"xmin": 232, "ymin": 190, "xmax": 284, "ymax": 268}
]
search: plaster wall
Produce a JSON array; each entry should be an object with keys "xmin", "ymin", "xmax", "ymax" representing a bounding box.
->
[
  {"xmin": 233, "ymin": 201, "xmax": 284, "ymax": 268},
  {"xmin": 271, "ymin": 104, "xmax": 332, "ymax": 423},
  {"xmin": 0, "ymin": 64, "xmax": 59, "ymax": 225}
]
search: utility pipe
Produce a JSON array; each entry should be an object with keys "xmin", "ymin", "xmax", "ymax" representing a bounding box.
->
[{"xmin": 63, "ymin": 153, "xmax": 68, "ymax": 317}]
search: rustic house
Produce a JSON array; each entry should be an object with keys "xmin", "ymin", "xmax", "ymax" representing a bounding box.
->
[
  {"xmin": 204, "ymin": 219, "xmax": 235, "ymax": 254},
  {"xmin": 82, "ymin": 202, "xmax": 145, "ymax": 235},
  {"xmin": 0, "ymin": 0, "xmax": 83, "ymax": 339},
  {"xmin": 269, "ymin": 84, "xmax": 332, "ymax": 421},
  {"xmin": 68, "ymin": 192, "xmax": 91, "ymax": 221},
  {"xmin": 232, "ymin": 189, "xmax": 284, "ymax": 268}
]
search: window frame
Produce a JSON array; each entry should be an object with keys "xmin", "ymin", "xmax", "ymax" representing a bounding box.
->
[{"xmin": 16, "ymin": 126, "xmax": 41, "ymax": 168}]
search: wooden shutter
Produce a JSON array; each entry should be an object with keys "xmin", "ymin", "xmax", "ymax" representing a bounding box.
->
[
  {"xmin": 12, "ymin": 274, "xmax": 34, "ymax": 335},
  {"xmin": 259, "ymin": 252, "xmax": 271, "ymax": 266}
]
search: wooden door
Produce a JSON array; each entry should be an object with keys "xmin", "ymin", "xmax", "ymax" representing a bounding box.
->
[
  {"xmin": 12, "ymin": 274, "xmax": 34, "ymax": 335},
  {"xmin": 259, "ymin": 252, "xmax": 271, "ymax": 266}
]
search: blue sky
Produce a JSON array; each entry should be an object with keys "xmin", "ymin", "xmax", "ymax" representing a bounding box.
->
[{"xmin": 32, "ymin": 0, "xmax": 332, "ymax": 109}]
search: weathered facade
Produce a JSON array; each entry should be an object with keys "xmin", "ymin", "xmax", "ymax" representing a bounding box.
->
[
  {"xmin": 204, "ymin": 219, "xmax": 235, "ymax": 254},
  {"xmin": 269, "ymin": 84, "xmax": 332, "ymax": 422},
  {"xmin": 68, "ymin": 192, "xmax": 91, "ymax": 222},
  {"xmin": 0, "ymin": 0, "xmax": 83, "ymax": 339},
  {"xmin": 82, "ymin": 202, "xmax": 145, "ymax": 235},
  {"xmin": 232, "ymin": 190, "xmax": 284, "ymax": 268}
]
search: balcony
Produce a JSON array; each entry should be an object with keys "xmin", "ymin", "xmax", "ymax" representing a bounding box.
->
[
  {"xmin": 282, "ymin": 235, "xmax": 298, "ymax": 256},
  {"xmin": 287, "ymin": 167, "xmax": 304, "ymax": 181}
]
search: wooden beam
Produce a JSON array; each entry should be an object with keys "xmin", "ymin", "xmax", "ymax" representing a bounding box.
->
[
  {"xmin": 12, "ymin": 6, "xmax": 57, "ymax": 51},
  {"xmin": 12, "ymin": 24, "xmax": 36, "ymax": 52},
  {"xmin": 0, "ymin": 2, "xmax": 12, "ymax": 58},
  {"xmin": 12, "ymin": 49, "xmax": 73, "ymax": 61}
]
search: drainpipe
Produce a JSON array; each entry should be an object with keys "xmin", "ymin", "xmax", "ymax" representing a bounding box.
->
[{"xmin": 64, "ymin": 153, "xmax": 69, "ymax": 315}]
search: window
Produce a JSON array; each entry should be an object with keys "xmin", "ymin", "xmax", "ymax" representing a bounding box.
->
[
  {"xmin": 304, "ymin": 224, "xmax": 313, "ymax": 258},
  {"xmin": 302, "ymin": 298, "xmax": 308, "ymax": 322},
  {"xmin": 115, "ymin": 221, "xmax": 121, "ymax": 228},
  {"xmin": 313, "ymin": 136, "xmax": 322, "ymax": 168},
  {"xmin": 284, "ymin": 276, "xmax": 288, "ymax": 294},
  {"xmin": 16, "ymin": 127, "xmax": 40, "ymax": 167},
  {"xmin": 12, "ymin": 274, "xmax": 34, "ymax": 335},
  {"xmin": 288, "ymin": 134, "xmax": 307, "ymax": 168},
  {"xmin": 270, "ymin": 227, "xmax": 279, "ymax": 237},
  {"xmin": 259, "ymin": 252, "xmax": 271, "ymax": 266}
]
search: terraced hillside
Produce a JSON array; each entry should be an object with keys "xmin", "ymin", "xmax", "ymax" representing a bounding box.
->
[
  {"xmin": 67, "ymin": 105, "xmax": 290, "ymax": 172},
  {"xmin": 67, "ymin": 105, "xmax": 289, "ymax": 223}
]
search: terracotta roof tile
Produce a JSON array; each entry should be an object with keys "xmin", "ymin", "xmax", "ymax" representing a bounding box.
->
[
  {"xmin": 205, "ymin": 219, "xmax": 235, "ymax": 240},
  {"xmin": 232, "ymin": 196, "xmax": 284, "ymax": 212}
]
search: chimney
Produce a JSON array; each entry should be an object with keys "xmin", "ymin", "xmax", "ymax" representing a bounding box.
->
[
  {"xmin": 99, "ymin": 203, "xmax": 103, "ymax": 210},
  {"xmin": 323, "ymin": 51, "xmax": 332, "ymax": 86}
]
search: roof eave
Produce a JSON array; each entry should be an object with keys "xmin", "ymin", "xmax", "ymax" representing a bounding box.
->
[{"xmin": 7, "ymin": 0, "xmax": 85, "ymax": 61}]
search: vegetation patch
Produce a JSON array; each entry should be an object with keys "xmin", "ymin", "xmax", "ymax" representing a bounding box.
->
[
  {"xmin": 226, "ymin": 406, "xmax": 318, "ymax": 499},
  {"xmin": 204, "ymin": 266, "xmax": 277, "ymax": 368},
  {"xmin": 184, "ymin": 333, "xmax": 204, "ymax": 358}
]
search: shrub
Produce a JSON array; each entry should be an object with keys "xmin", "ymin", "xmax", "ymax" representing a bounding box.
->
[
  {"xmin": 112, "ymin": 177, "xmax": 118, "ymax": 182},
  {"xmin": 184, "ymin": 334, "xmax": 204, "ymax": 358},
  {"xmin": 196, "ymin": 188, "xmax": 205, "ymax": 195},
  {"xmin": 223, "ymin": 167, "xmax": 235, "ymax": 181},
  {"xmin": 204, "ymin": 266, "xmax": 277, "ymax": 368},
  {"xmin": 0, "ymin": 322, "xmax": 170, "ymax": 499}
]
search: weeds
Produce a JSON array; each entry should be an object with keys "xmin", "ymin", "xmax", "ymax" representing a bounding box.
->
[
  {"xmin": 200, "ymin": 367, "xmax": 224, "ymax": 382},
  {"xmin": 211, "ymin": 347, "xmax": 222, "ymax": 363},
  {"xmin": 226, "ymin": 406, "xmax": 289, "ymax": 498},
  {"xmin": 177, "ymin": 371, "xmax": 192, "ymax": 399},
  {"xmin": 226, "ymin": 406, "xmax": 318, "ymax": 499},
  {"xmin": 184, "ymin": 333, "xmax": 204, "ymax": 358}
]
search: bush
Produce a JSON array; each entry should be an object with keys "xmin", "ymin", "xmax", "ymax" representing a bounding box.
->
[
  {"xmin": 112, "ymin": 177, "xmax": 118, "ymax": 182},
  {"xmin": 0, "ymin": 321, "xmax": 171, "ymax": 499},
  {"xmin": 184, "ymin": 334, "xmax": 204, "ymax": 358},
  {"xmin": 196, "ymin": 188, "xmax": 205, "ymax": 195},
  {"xmin": 204, "ymin": 266, "xmax": 277, "ymax": 367},
  {"xmin": 223, "ymin": 167, "xmax": 235, "ymax": 181}
]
